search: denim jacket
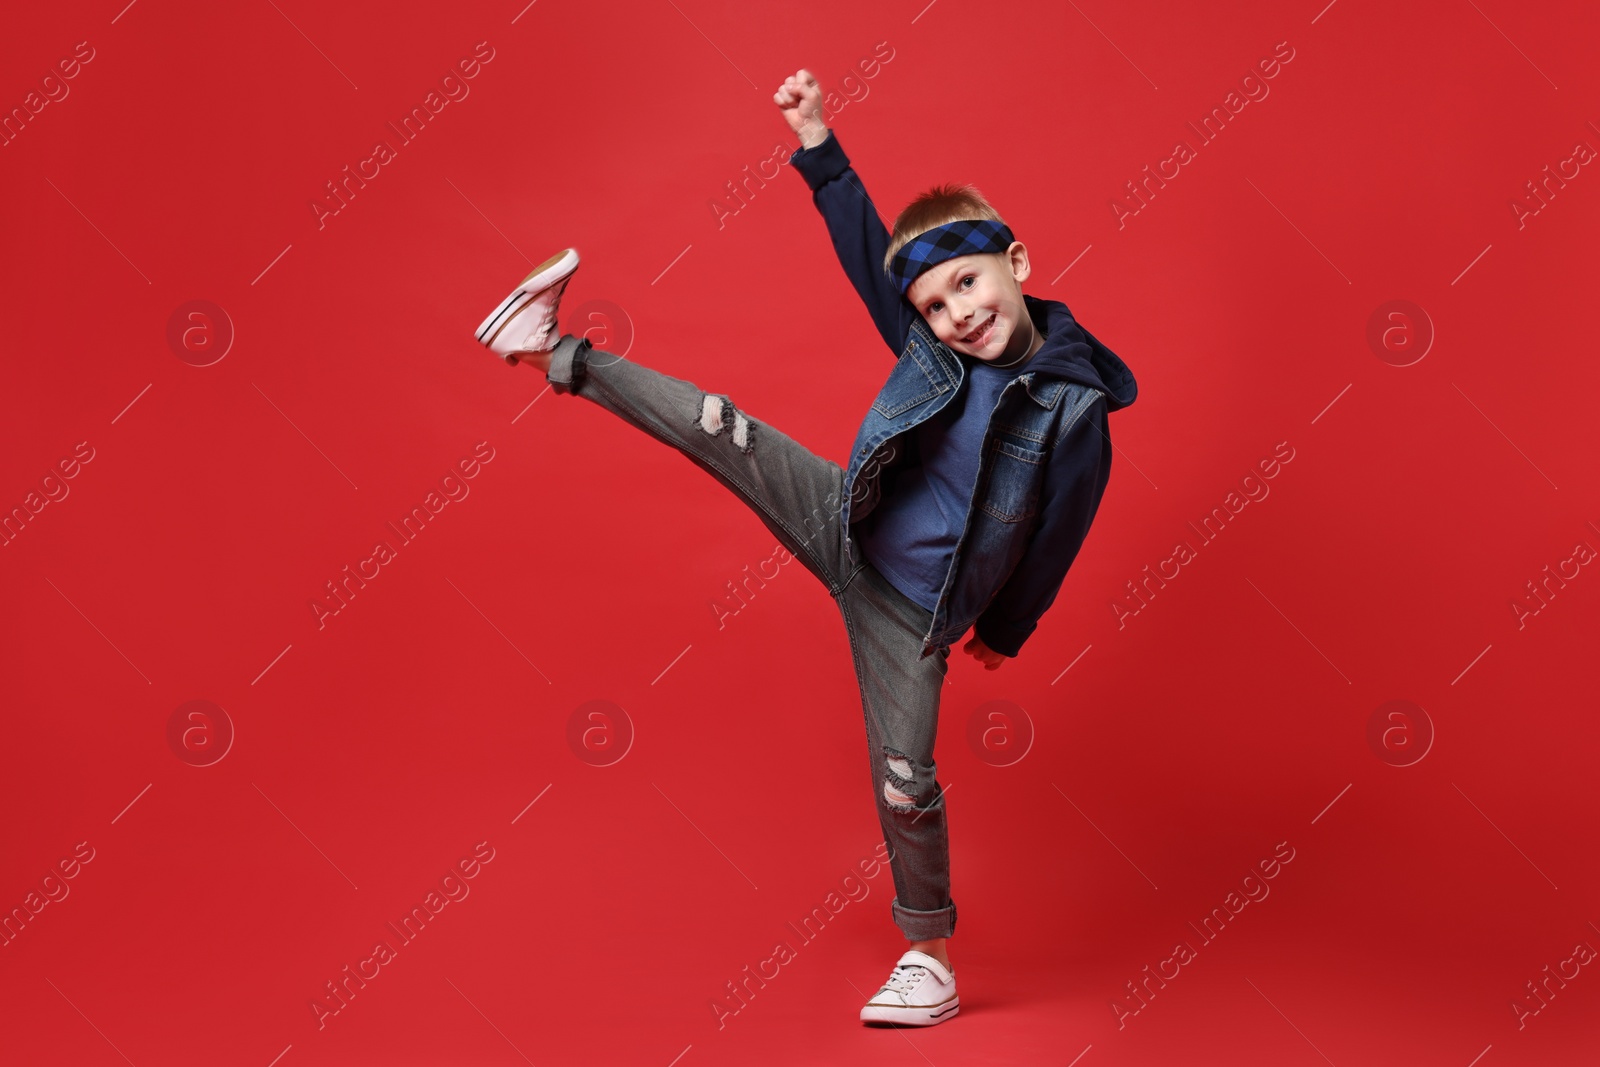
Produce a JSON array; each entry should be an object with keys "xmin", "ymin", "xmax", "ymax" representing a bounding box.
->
[{"xmin": 790, "ymin": 130, "xmax": 1138, "ymax": 660}]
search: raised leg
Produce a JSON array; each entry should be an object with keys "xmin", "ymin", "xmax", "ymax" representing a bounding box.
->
[{"xmin": 542, "ymin": 332, "xmax": 860, "ymax": 595}]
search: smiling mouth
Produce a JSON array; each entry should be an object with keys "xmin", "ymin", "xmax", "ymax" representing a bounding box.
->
[{"xmin": 963, "ymin": 316, "xmax": 995, "ymax": 345}]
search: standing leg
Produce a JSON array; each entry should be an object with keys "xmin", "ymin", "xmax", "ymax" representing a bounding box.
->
[{"xmin": 835, "ymin": 561, "xmax": 957, "ymax": 942}]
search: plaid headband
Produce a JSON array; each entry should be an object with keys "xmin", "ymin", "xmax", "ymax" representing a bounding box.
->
[{"xmin": 888, "ymin": 218, "xmax": 1015, "ymax": 297}]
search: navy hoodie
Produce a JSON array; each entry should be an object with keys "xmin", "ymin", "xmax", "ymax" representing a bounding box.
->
[{"xmin": 791, "ymin": 129, "xmax": 1138, "ymax": 656}]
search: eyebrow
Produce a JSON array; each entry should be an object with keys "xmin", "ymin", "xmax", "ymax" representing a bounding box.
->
[{"xmin": 918, "ymin": 262, "xmax": 970, "ymax": 308}]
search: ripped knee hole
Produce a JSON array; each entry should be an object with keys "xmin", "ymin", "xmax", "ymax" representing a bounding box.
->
[
  {"xmin": 696, "ymin": 393, "xmax": 754, "ymax": 453},
  {"xmin": 882, "ymin": 751, "xmax": 919, "ymax": 810}
]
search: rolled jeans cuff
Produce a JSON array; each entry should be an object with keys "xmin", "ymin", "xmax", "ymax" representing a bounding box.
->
[
  {"xmin": 892, "ymin": 897, "xmax": 956, "ymax": 941},
  {"xmin": 546, "ymin": 333, "xmax": 592, "ymax": 395}
]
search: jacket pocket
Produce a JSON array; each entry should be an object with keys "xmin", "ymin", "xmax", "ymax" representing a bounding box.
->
[
  {"xmin": 872, "ymin": 385, "xmax": 943, "ymax": 419},
  {"xmin": 978, "ymin": 439, "xmax": 1047, "ymax": 523}
]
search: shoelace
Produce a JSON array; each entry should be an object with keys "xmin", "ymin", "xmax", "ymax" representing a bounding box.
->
[
  {"xmin": 523, "ymin": 279, "xmax": 570, "ymax": 347},
  {"xmin": 527, "ymin": 309, "xmax": 554, "ymax": 347},
  {"xmin": 881, "ymin": 964, "xmax": 928, "ymax": 997}
]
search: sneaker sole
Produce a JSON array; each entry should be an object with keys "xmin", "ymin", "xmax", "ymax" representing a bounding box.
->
[
  {"xmin": 475, "ymin": 248, "xmax": 580, "ymax": 349},
  {"xmin": 860, "ymin": 996, "xmax": 959, "ymax": 1026}
]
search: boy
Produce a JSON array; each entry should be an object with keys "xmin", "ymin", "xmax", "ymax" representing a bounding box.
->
[{"xmin": 472, "ymin": 69, "xmax": 1137, "ymax": 1026}]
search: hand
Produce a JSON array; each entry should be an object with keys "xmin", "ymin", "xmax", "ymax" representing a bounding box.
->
[
  {"xmin": 774, "ymin": 68, "xmax": 828, "ymax": 149},
  {"xmin": 962, "ymin": 632, "xmax": 1011, "ymax": 671}
]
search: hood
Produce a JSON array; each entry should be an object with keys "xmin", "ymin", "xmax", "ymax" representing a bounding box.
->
[{"xmin": 1005, "ymin": 294, "xmax": 1138, "ymax": 412}]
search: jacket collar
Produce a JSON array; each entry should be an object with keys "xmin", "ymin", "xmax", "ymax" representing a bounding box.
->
[{"xmin": 909, "ymin": 317, "xmax": 1074, "ymax": 411}]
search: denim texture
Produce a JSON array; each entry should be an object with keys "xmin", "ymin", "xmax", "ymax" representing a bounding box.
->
[
  {"xmin": 547, "ymin": 332, "xmax": 958, "ymax": 940},
  {"xmin": 787, "ymin": 128, "xmax": 1139, "ymax": 660}
]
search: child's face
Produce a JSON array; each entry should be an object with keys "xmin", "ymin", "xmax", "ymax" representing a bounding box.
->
[{"xmin": 906, "ymin": 242, "xmax": 1034, "ymax": 363}]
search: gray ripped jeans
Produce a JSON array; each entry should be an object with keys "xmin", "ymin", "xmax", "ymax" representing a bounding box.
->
[{"xmin": 546, "ymin": 332, "xmax": 956, "ymax": 941}]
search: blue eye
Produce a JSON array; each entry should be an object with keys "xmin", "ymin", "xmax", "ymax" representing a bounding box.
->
[{"xmin": 927, "ymin": 276, "xmax": 976, "ymax": 314}]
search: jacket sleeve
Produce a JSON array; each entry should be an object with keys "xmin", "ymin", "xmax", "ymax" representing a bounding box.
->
[
  {"xmin": 788, "ymin": 129, "xmax": 916, "ymax": 358},
  {"xmin": 973, "ymin": 388, "xmax": 1113, "ymax": 658}
]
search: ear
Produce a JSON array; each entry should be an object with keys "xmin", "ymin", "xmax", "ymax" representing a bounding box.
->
[{"xmin": 1005, "ymin": 241, "xmax": 1032, "ymax": 284}]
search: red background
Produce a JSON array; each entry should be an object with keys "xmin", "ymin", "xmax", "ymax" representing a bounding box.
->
[{"xmin": 3, "ymin": 1, "xmax": 1598, "ymax": 1064}]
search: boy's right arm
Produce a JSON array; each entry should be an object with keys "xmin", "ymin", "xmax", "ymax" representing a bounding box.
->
[{"xmin": 775, "ymin": 70, "xmax": 914, "ymax": 357}]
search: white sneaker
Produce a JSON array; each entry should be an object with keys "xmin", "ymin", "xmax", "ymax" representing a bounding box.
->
[
  {"xmin": 475, "ymin": 248, "xmax": 580, "ymax": 365},
  {"xmin": 860, "ymin": 950, "xmax": 959, "ymax": 1026}
]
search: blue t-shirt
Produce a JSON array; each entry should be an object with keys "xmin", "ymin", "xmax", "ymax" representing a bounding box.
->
[{"xmin": 856, "ymin": 356, "xmax": 1033, "ymax": 612}]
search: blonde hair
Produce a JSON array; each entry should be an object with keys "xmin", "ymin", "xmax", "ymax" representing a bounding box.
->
[{"xmin": 881, "ymin": 183, "xmax": 1010, "ymax": 279}]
